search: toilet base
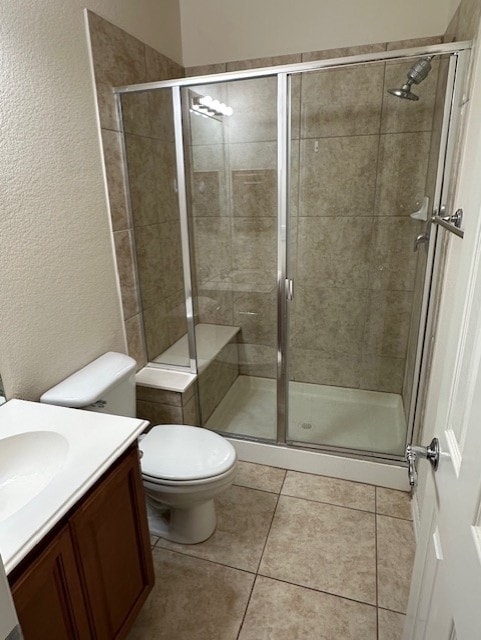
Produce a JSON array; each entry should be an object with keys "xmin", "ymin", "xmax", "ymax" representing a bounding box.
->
[{"xmin": 147, "ymin": 499, "xmax": 217, "ymax": 544}]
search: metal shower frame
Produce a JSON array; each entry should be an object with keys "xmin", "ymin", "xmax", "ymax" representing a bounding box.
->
[{"xmin": 114, "ymin": 40, "xmax": 471, "ymax": 462}]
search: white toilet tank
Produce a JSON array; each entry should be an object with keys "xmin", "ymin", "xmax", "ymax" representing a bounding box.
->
[{"xmin": 40, "ymin": 352, "xmax": 137, "ymax": 417}]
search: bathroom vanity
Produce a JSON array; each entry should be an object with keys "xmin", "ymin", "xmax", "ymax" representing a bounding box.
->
[{"xmin": 0, "ymin": 400, "xmax": 154, "ymax": 639}]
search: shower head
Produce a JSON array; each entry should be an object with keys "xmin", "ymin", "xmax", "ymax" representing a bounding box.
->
[{"xmin": 388, "ymin": 56, "xmax": 434, "ymax": 101}]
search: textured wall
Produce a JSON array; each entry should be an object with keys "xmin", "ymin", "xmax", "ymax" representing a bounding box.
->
[
  {"xmin": 180, "ymin": 0, "xmax": 455, "ymax": 67},
  {"xmin": 0, "ymin": 0, "xmax": 182, "ymax": 400}
]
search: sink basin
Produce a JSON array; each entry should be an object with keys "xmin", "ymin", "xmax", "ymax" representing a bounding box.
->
[{"xmin": 0, "ymin": 431, "xmax": 69, "ymax": 521}]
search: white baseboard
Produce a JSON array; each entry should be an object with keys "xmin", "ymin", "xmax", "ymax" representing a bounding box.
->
[{"xmin": 228, "ymin": 438, "xmax": 410, "ymax": 491}]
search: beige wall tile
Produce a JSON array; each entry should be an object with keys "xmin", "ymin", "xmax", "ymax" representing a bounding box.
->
[
  {"xmin": 121, "ymin": 91, "xmax": 153, "ymax": 138},
  {"xmin": 382, "ymin": 61, "xmax": 438, "ymax": 133},
  {"xmin": 182, "ymin": 394, "xmax": 200, "ymax": 425},
  {"xmin": 124, "ymin": 135, "xmax": 158, "ymax": 227},
  {"xmin": 360, "ymin": 356, "xmax": 405, "ymax": 394},
  {"xmin": 234, "ymin": 462, "xmax": 286, "ymax": 493},
  {"xmin": 125, "ymin": 313, "xmax": 147, "ymax": 369},
  {"xmin": 375, "ymin": 132, "xmax": 431, "ymax": 216},
  {"xmin": 239, "ymin": 576, "xmax": 377, "ymax": 640},
  {"xmin": 137, "ymin": 384, "xmax": 182, "ymax": 406},
  {"xmin": 198, "ymin": 342, "xmax": 239, "ymax": 421},
  {"xmin": 143, "ymin": 301, "xmax": 171, "ymax": 359},
  {"xmin": 296, "ymin": 217, "xmax": 373, "ymax": 289},
  {"xmin": 164, "ymin": 290, "xmax": 188, "ymax": 346},
  {"xmin": 376, "ymin": 488, "xmax": 412, "ymax": 520},
  {"xmin": 302, "ymin": 43, "xmax": 386, "ymax": 62},
  {"xmin": 229, "ymin": 141, "xmax": 277, "ymax": 170},
  {"xmin": 191, "ymin": 171, "xmax": 223, "ymax": 217},
  {"xmin": 192, "ymin": 217, "xmax": 232, "ymax": 285},
  {"xmin": 455, "ymin": 0, "xmax": 481, "ymax": 58},
  {"xmin": 226, "ymin": 77, "xmax": 278, "ymax": 144},
  {"xmin": 185, "ymin": 63, "xmax": 228, "ymax": 76},
  {"xmin": 226, "ymin": 54, "xmax": 301, "ymax": 71},
  {"xmin": 153, "ymin": 140, "xmax": 179, "ymax": 223},
  {"xmin": 369, "ymin": 217, "xmax": 420, "ymax": 290},
  {"xmin": 157, "ymin": 485, "xmax": 278, "ymax": 572},
  {"xmin": 292, "ymin": 286, "xmax": 369, "ymax": 357},
  {"xmin": 291, "ymin": 348, "xmax": 362, "ymax": 388},
  {"xmin": 136, "ymin": 399, "xmax": 183, "ymax": 424},
  {"xmin": 363, "ymin": 290, "xmax": 414, "ymax": 359},
  {"xmin": 87, "ymin": 11, "xmax": 146, "ymax": 131},
  {"xmin": 299, "ymin": 136, "xmax": 378, "ymax": 217},
  {"xmin": 232, "ymin": 169, "xmax": 277, "ymax": 217},
  {"xmin": 134, "ymin": 223, "xmax": 163, "ymax": 307},
  {"xmin": 232, "ymin": 218, "xmax": 277, "ymax": 283},
  {"xmin": 196, "ymin": 289, "xmax": 234, "ymax": 326},
  {"xmin": 386, "ymin": 36, "xmax": 443, "ymax": 50},
  {"xmin": 144, "ymin": 45, "xmax": 184, "ymax": 82},
  {"xmin": 238, "ymin": 343, "xmax": 277, "ymax": 378},
  {"xmin": 260, "ymin": 496, "xmax": 376, "ymax": 604},
  {"xmin": 113, "ymin": 229, "xmax": 140, "ymax": 320},
  {"xmin": 233, "ymin": 290, "xmax": 277, "ymax": 348},
  {"xmin": 189, "ymin": 109, "xmax": 226, "ymax": 147},
  {"xmin": 377, "ymin": 515, "xmax": 415, "ymax": 613},
  {"xmin": 127, "ymin": 548, "xmax": 253, "ymax": 640},
  {"xmin": 101, "ymin": 129, "xmax": 130, "ymax": 231},
  {"xmin": 282, "ymin": 471, "xmax": 375, "ymax": 512},
  {"xmin": 300, "ymin": 64, "xmax": 384, "ymax": 138},
  {"xmin": 158, "ymin": 220, "xmax": 184, "ymax": 298},
  {"xmin": 378, "ymin": 608, "xmax": 406, "ymax": 640}
]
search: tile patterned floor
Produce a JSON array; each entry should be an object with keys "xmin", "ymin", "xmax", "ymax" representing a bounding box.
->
[{"xmin": 128, "ymin": 461, "xmax": 415, "ymax": 640}]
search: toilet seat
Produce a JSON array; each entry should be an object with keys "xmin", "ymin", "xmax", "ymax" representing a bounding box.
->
[{"xmin": 139, "ymin": 424, "xmax": 236, "ymax": 482}]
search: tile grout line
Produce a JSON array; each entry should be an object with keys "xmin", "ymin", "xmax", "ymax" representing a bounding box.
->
[
  {"xmin": 255, "ymin": 572, "xmax": 378, "ymax": 609},
  {"xmin": 155, "ymin": 545, "xmax": 258, "ymax": 576},
  {"xmin": 235, "ymin": 574, "xmax": 257, "ymax": 640},
  {"xmin": 280, "ymin": 490, "xmax": 378, "ymax": 515},
  {"xmin": 236, "ymin": 475, "xmax": 286, "ymax": 639},
  {"xmin": 255, "ymin": 486, "xmax": 283, "ymax": 575}
]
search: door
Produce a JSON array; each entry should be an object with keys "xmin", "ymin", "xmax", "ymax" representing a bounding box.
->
[
  {"xmin": 181, "ymin": 76, "xmax": 280, "ymax": 441},
  {"xmin": 285, "ymin": 52, "xmax": 458, "ymax": 460},
  {"xmin": 404, "ymin": 29, "xmax": 481, "ymax": 638}
]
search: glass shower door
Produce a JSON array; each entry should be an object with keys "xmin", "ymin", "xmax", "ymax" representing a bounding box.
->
[
  {"xmin": 182, "ymin": 76, "xmax": 279, "ymax": 441},
  {"xmin": 286, "ymin": 54, "xmax": 452, "ymax": 457}
]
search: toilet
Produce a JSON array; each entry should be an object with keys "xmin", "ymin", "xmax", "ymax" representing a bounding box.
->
[{"xmin": 40, "ymin": 352, "xmax": 237, "ymax": 544}]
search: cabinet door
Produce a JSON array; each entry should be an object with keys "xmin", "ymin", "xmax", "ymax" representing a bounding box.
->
[
  {"xmin": 69, "ymin": 447, "xmax": 154, "ymax": 639},
  {"xmin": 11, "ymin": 526, "xmax": 91, "ymax": 640}
]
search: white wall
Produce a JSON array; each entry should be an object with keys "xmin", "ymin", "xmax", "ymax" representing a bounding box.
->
[
  {"xmin": 0, "ymin": 0, "xmax": 182, "ymax": 400},
  {"xmin": 180, "ymin": 0, "xmax": 455, "ymax": 66}
]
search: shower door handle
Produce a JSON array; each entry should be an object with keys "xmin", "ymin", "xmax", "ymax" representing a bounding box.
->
[
  {"xmin": 285, "ymin": 279, "xmax": 294, "ymax": 301},
  {"xmin": 405, "ymin": 438, "xmax": 440, "ymax": 487}
]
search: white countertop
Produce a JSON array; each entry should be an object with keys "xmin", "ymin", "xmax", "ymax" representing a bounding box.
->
[{"xmin": 0, "ymin": 399, "xmax": 148, "ymax": 574}]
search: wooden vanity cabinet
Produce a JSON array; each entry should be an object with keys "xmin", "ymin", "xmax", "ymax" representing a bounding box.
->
[{"xmin": 9, "ymin": 446, "xmax": 154, "ymax": 640}]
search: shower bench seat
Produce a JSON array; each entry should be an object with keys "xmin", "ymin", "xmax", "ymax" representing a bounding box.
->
[{"xmin": 135, "ymin": 323, "xmax": 240, "ymax": 427}]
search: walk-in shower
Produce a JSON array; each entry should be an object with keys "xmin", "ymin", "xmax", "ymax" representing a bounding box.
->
[{"xmin": 114, "ymin": 41, "xmax": 470, "ymax": 478}]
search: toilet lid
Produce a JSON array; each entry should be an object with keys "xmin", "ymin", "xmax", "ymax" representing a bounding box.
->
[{"xmin": 139, "ymin": 425, "xmax": 236, "ymax": 481}]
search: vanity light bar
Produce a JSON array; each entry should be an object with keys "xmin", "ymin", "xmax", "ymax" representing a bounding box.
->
[{"xmin": 190, "ymin": 95, "xmax": 234, "ymax": 119}]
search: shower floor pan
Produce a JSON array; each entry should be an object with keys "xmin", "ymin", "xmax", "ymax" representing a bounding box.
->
[{"xmin": 206, "ymin": 375, "xmax": 407, "ymax": 457}]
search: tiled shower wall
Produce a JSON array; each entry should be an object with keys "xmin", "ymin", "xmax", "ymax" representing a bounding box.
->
[
  {"xmin": 87, "ymin": 12, "xmax": 447, "ymax": 403},
  {"xmin": 187, "ymin": 36, "xmax": 442, "ymax": 395},
  {"xmin": 87, "ymin": 11, "xmax": 184, "ymax": 369}
]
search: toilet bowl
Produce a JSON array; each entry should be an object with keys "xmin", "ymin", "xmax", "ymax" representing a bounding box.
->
[
  {"xmin": 40, "ymin": 352, "xmax": 237, "ymax": 545},
  {"xmin": 140, "ymin": 424, "xmax": 237, "ymax": 543}
]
